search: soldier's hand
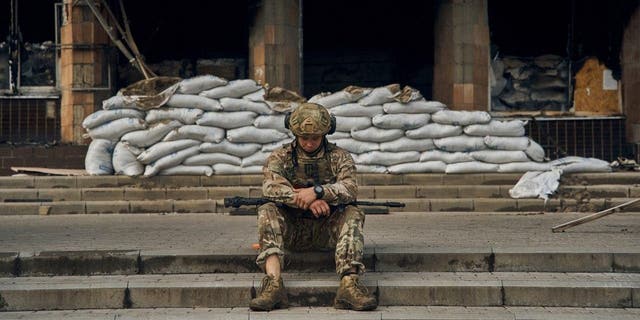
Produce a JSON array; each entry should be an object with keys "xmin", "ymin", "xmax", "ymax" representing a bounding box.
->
[
  {"xmin": 293, "ymin": 187, "xmax": 317, "ymax": 210},
  {"xmin": 309, "ymin": 199, "xmax": 331, "ymax": 218}
]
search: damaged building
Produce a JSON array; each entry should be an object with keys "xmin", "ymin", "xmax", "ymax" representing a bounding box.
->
[{"xmin": 0, "ymin": 0, "xmax": 638, "ymax": 174}]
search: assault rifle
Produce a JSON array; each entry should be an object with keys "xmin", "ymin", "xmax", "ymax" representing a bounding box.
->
[{"xmin": 223, "ymin": 196, "xmax": 405, "ymax": 217}]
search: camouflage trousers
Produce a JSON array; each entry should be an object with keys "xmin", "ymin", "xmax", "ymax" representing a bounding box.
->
[{"xmin": 255, "ymin": 202, "xmax": 366, "ymax": 276}]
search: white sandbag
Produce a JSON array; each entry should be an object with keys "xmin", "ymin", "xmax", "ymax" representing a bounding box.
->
[
  {"xmin": 391, "ymin": 85, "xmax": 424, "ymax": 103},
  {"xmin": 158, "ymin": 165, "xmax": 213, "ymax": 176},
  {"xmin": 143, "ymin": 145, "xmax": 200, "ymax": 177},
  {"xmin": 382, "ymin": 100, "xmax": 446, "ymax": 114},
  {"xmin": 484, "ymin": 136, "xmax": 530, "ymax": 151},
  {"xmin": 120, "ymin": 120, "xmax": 182, "ymax": 147},
  {"xmin": 351, "ymin": 127, "xmax": 404, "ymax": 143},
  {"xmin": 434, "ymin": 136, "xmax": 486, "ymax": 152},
  {"xmin": 356, "ymin": 164, "xmax": 388, "ymax": 173},
  {"xmin": 220, "ymin": 98, "xmax": 273, "ymax": 114},
  {"xmin": 431, "ymin": 110, "xmax": 492, "ymax": 126},
  {"xmin": 112, "ymin": 142, "xmax": 144, "ymax": 176},
  {"xmin": 146, "ymin": 108, "xmax": 204, "ymax": 124},
  {"xmin": 226, "ymin": 127, "xmax": 289, "ymax": 144},
  {"xmin": 163, "ymin": 125, "xmax": 225, "ymax": 143},
  {"xmin": 327, "ymin": 131, "xmax": 352, "ymax": 140},
  {"xmin": 137, "ymin": 139, "xmax": 201, "ymax": 164},
  {"xmin": 82, "ymin": 109, "xmax": 144, "ymax": 129},
  {"xmin": 262, "ymin": 140, "xmax": 289, "ymax": 152},
  {"xmin": 333, "ymin": 138, "xmax": 379, "ymax": 154},
  {"xmin": 102, "ymin": 95, "xmax": 138, "ymax": 110},
  {"xmin": 309, "ymin": 86, "xmax": 372, "ymax": 108},
  {"xmin": 165, "ymin": 94, "xmax": 222, "ymax": 111},
  {"xmin": 330, "ymin": 103, "xmax": 384, "ymax": 117},
  {"xmin": 548, "ymin": 156, "xmax": 587, "ymax": 166},
  {"xmin": 445, "ymin": 161, "xmax": 499, "ymax": 174},
  {"xmin": 372, "ymin": 113, "xmax": 430, "ymax": 130},
  {"xmin": 242, "ymin": 88, "xmax": 266, "ymax": 101},
  {"xmin": 200, "ymin": 141, "xmax": 262, "ymax": 157},
  {"xmin": 498, "ymin": 161, "xmax": 552, "ymax": 173},
  {"xmin": 335, "ymin": 116, "xmax": 372, "ymax": 132},
  {"xmin": 405, "ymin": 123, "xmax": 463, "ymax": 139},
  {"xmin": 555, "ymin": 157, "xmax": 612, "ymax": 173},
  {"xmin": 358, "ymin": 84, "xmax": 400, "ymax": 106},
  {"xmin": 388, "ymin": 161, "xmax": 446, "ymax": 174},
  {"xmin": 183, "ymin": 152, "xmax": 242, "ymax": 166},
  {"xmin": 509, "ymin": 168, "xmax": 561, "ymax": 199},
  {"xmin": 380, "ymin": 137, "xmax": 435, "ymax": 152},
  {"xmin": 123, "ymin": 143, "xmax": 144, "ymax": 156},
  {"xmin": 177, "ymin": 75, "xmax": 227, "ymax": 94},
  {"xmin": 470, "ymin": 150, "xmax": 529, "ymax": 164},
  {"xmin": 254, "ymin": 115, "xmax": 287, "ymax": 132},
  {"xmin": 199, "ymin": 79, "xmax": 262, "ymax": 99},
  {"xmin": 525, "ymin": 139, "xmax": 545, "ymax": 162},
  {"xmin": 242, "ymin": 151, "xmax": 271, "ymax": 167},
  {"xmin": 213, "ymin": 163, "xmax": 262, "ymax": 175},
  {"xmin": 463, "ymin": 120, "xmax": 527, "ymax": 137},
  {"xmin": 85, "ymin": 118, "xmax": 146, "ymax": 141},
  {"xmin": 356, "ymin": 151, "xmax": 420, "ymax": 166},
  {"xmin": 420, "ymin": 150, "xmax": 474, "ymax": 164},
  {"xmin": 196, "ymin": 111, "xmax": 257, "ymax": 129},
  {"xmin": 85, "ymin": 139, "xmax": 115, "ymax": 175}
]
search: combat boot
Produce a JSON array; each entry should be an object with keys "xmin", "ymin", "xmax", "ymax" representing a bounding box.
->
[
  {"xmin": 250, "ymin": 275, "xmax": 288, "ymax": 311},
  {"xmin": 334, "ymin": 274, "xmax": 377, "ymax": 311}
]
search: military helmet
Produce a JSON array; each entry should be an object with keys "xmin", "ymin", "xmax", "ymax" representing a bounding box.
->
[{"xmin": 285, "ymin": 103, "xmax": 336, "ymax": 136}]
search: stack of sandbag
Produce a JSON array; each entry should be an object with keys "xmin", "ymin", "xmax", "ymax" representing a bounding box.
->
[{"xmin": 83, "ymin": 75, "xmax": 303, "ymax": 176}]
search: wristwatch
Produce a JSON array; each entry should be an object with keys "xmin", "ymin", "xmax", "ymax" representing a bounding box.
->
[{"xmin": 313, "ymin": 184, "xmax": 324, "ymax": 199}]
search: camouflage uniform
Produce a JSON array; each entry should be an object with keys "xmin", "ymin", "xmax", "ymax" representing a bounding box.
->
[{"xmin": 256, "ymin": 140, "xmax": 366, "ymax": 277}]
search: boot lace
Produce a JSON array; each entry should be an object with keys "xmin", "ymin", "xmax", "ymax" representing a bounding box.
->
[
  {"xmin": 259, "ymin": 276, "xmax": 277, "ymax": 295},
  {"xmin": 347, "ymin": 276, "xmax": 370, "ymax": 298}
]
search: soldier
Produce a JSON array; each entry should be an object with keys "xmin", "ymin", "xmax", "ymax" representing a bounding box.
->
[{"xmin": 250, "ymin": 103, "xmax": 377, "ymax": 311}]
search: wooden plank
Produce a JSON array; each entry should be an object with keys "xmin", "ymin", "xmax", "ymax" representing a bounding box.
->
[
  {"xmin": 552, "ymin": 198, "xmax": 640, "ymax": 233},
  {"xmin": 11, "ymin": 167, "xmax": 87, "ymax": 176}
]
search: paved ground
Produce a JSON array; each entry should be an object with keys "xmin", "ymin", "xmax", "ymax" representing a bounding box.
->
[{"xmin": 0, "ymin": 211, "xmax": 638, "ymax": 254}]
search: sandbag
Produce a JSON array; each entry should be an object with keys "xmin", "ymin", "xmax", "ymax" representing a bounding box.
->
[
  {"xmin": 391, "ymin": 85, "xmax": 423, "ymax": 103},
  {"xmin": 333, "ymin": 138, "xmax": 380, "ymax": 154},
  {"xmin": 431, "ymin": 110, "xmax": 492, "ymax": 126},
  {"xmin": 379, "ymin": 137, "xmax": 435, "ymax": 152},
  {"xmin": 213, "ymin": 163, "xmax": 262, "ymax": 175},
  {"xmin": 102, "ymin": 95, "xmax": 139, "ymax": 110},
  {"xmin": 120, "ymin": 120, "xmax": 182, "ymax": 147},
  {"xmin": 112, "ymin": 142, "xmax": 144, "ymax": 176},
  {"xmin": 308, "ymin": 86, "xmax": 371, "ymax": 108},
  {"xmin": 388, "ymin": 161, "xmax": 446, "ymax": 174},
  {"xmin": 382, "ymin": 100, "xmax": 446, "ymax": 114},
  {"xmin": 82, "ymin": 109, "xmax": 144, "ymax": 129},
  {"xmin": 220, "ymin": 98, "xmax": 273, "ymax": 114},
  {"xmin": 420, "ymin": 150, "xmax": 474, "ymax": 164},
  {"xmin": 355, "ymin": 164, "xmax": 388, "ymax": 173},
  {"xmin": 358, "ymin": 84, "xmax": 400, "ymax": 106},
  {"xmin": 143, "ymin": 145, "xmax": 200, "ymax": 177},
  {"xmin": 197, "ymin": 111, "xmax": 257, "ymax": 129},
  {"xmin": 183, "ymin": 152, "xmax": 242, "ymax": 166},
  {"xmin": 243, "ymin": 88, "xmax": 266, "ymax": 101},
  {"xmin": 335, "ymin": 116, "xmax": 372, "ymax": 132},
  {"xmin": 177, "ymin": 75, "xmax": 227, "ymax": 94},
  {"xmin": 326, "ymin": 131, "xmax": 351, "ymax": 140},
  {"xmin": 463, "ymin": 120, "xmax": 527, "ymax": 137},
  {"xmin": 226, "ymin": 127, "xmax": 289, "ymax": 144},
  {"xmin": 329, "ymin": 103, "xmax": 383, "ymax": 117},
  {"xmin": 158, "ymin": 165, "xmax": 213, "ymax": 176},
  {"xmin": 254, "ymin": 115, "xmax": 287, "ymax": 132},
  {"xmin": 85, "ymin": 139, "xmax": 115, "ymax": 175},
  {"xmin": 405, "ymin": 123, "xmax": 462, "ymax": 139},
  {"xmin": 554, "ymin": 157, "xmax": 611, "ymax": 173},
  {"xmin": 372, "ymin": 113, "xmax": 430, "ymax": 130},
  {"xmin": 199, "ymin": 79, "xmax": 262, "ymax": 99},
  {"xmin": 146, "ymin": 108, "xmax": 203, "ymax": 124},
  {"xmin": 137, "ymin": 139, "xmax": 201, "ymax": 164},
  {"xmin": 85, "ymin": 118, "xmax": 146, "ymax": 141},
  {"xmin": 434, "ymin": 136, "xmax": 486, "ymax": 152},
  {"xmin": 470, "ymin": 150, "xmax": 529, "ymax": 164},
  {"xmin": 445, "ymin": 161, "xmax": 499, "ymax": 173},
  {"xmin": 498, "ymin": 161, "xmax": 552, "ymax": 173},
  {"xmin": 165, "ymin": 94, "xmax": 222, "ymax": 111},
  {"xmin": 351, "ymin": 127, "xmax": 404, "ymax": 143},
  {"xmin": 509, "ymin": 169, "xmax": 561, "ymax": 199},
  {"xmin": 200, "ymin": 140, "xmax": 262, "ymax": 157},
  {"xmin": 163, "ymin": 125, "xmax": 225, "ymax": 143},
  {"xmin": 356, "ymin": 151, "xmax": 420, "ymax": 166},
  {"xmin": 242, "ymin": 151, "xmax": 271, "ymax": 167},
  {"xmin": 525, "ymin": 139, "xmax": 546, "ymax": 162},
  {"xmin": 484, "ymin": 136, "xmax": 530, "ymax": 151}
]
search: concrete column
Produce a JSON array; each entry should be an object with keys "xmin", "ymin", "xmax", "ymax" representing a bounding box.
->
[
  {"xmin": 60, "ymin": 0, "xmax": 110, "ymax": 144},
  {"xmin": 433, "ymin": 0, "xmax": 490, "ymax": 110},
  {"xmin": 249, "ymin": 0, "xmax": 301, "ymax": 94},
  {"xmin": 623, "ymin": 6, "xmax": 640, "ymax": 143}
]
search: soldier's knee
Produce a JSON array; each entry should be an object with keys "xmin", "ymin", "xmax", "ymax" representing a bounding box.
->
[{"xmin": 343, "ymin": 205, "xmax": 365, "ymax": 222}]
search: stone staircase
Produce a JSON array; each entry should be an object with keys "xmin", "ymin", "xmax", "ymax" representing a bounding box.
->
[{"xmin": 0, "ymin": 172, "xmax": 639, "ymax": 318}]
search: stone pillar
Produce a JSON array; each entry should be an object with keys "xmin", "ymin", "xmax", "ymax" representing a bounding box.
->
[
  {"xmin": 433, "ymin": 0, "xmax": 490, "ymax": 110},
  {"xmin": 60, "ymin": 0, "xmax": 110, "ymax": 144},
  {"xmin": 623, "ymin": 5, "xmax": 640, "ymax": 143},
  {"xmin": 249, "ymin": 0, "xmax": 301, "ymax": 94}
]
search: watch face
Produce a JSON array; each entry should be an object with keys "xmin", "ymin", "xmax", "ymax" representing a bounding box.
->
[{"xmin": 314, "ymin": 185, "xmax": 322, "ymax": 193}]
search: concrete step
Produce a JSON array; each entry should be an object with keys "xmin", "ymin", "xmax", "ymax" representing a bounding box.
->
[
  {"xmin": 1, "ymin": 172, "xmax": 638, "ymax": 189},
  {"xmin": 1, "ymin": 306, "xmax": 639, "ymax": 320},
  {"xmin": 2, "ymin": 249, "xmax": 638, "ymax": 277},
  {"xmin": 1, "ymin": 272, "xmax": 638, "ymax": 311}
]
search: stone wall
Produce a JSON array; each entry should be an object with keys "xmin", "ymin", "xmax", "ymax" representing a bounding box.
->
[{"xmin": 0, "ymin": 145, "xmax": 87, "ymax": 176}]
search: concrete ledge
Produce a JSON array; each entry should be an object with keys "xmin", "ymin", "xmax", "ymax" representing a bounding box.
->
[
  {"xmin": 430, "ymin": 199, "xmax": 474, "ymax": 212},
  {"xmin": 473, "ymin": 198, "xmax": 518, "ymax": 212},
  {"xmin": 37, "ymin": 189, "xmax": 81, "ymax": 201},
  {"xmin": 85, "ymin": 201, "xmax": 130, "ymax": 214},
  {"xmin": 124, "ymin": 189, "xmax": 167, "ymax": 201},
  {"xmin": 47, "ymin": 201, "xmax": 85, "ymax": 215},
  {"xmin": 377, "ymin": 280, "xmax": 503, "ymax": 306},
  {"xmin": 166, "ymin": 188, "xmax": 208, "ymax": 200},
  {"xmin": 503, "ymin": 284, "xmax": 633, "ymax": 308},
  {"xmin": 18, "ymin": 250, "xmax": 139, "ymax": 276},
  {"xmin": 173, "ymin": 200, "xmax": 218, "ymax": 213},
  {"xmin": 0, "ymin": 189, "xmax": 38, "ymax": 202},
  {"xmin": 0, "ymin": 252, "xmax": 17, "ymax": 276},
  {"xmin": 81, "ymin": 188, "xmax": 124, "ymax": 201},
  {"xmin": 33, "ymin": 177, "xmax": 76, "ymax": 189},
  {"xmin": 494, "ymin": 252, "xmax": 613, "ymax": 272},
  {"xmin": 374, "ymin": 186, "xmax": 416, "ymax": 198},
  {"xmin": 613, "ymin": 253, "xmax": 640, "ymax": 272},
  {"xmin": 0, "ymin": 176, "xmax": 35, "ymax": 189},
  {"xmin": 0, "ymin": 203, "xmax": 41, "ymax": 215},
  {"xmin": 140, "ymin": 251, "xmax": 259, "ymax": 274},
  {"xmin": 129, "ymin": 200, "xmax": 174, "ymax": 213},
  {"xmin": 201, "ymin": 175, "xmax": 262, "ymax": 186},
  {"xmin": 75, "ymin": 176, "xmax": 119, "ymax": 188},
  {"xmin": 375, "ymin": 250, "xmax": 491, "ymax": 272}
]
